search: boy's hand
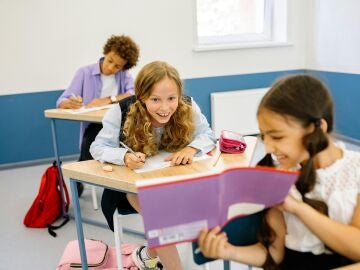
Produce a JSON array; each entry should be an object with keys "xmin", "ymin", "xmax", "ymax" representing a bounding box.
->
[
  {"xmin": 60, "ymin": 96, "xmax": 83, "ymax": 109},
  {"xmin": 165, "ymin": 146, "xmax": 198, "ymax": 166}
]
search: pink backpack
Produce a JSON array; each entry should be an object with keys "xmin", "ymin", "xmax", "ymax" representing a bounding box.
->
[{"xmin": 57, "ymin": 239, "xmax": 139, "ymax": 270}]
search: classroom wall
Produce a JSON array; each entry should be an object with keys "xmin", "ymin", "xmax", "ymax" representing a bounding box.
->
[
  {"xmin": 305, "ymin": 0, "xmax": 360, "ymax": 143},
  {"xmin": 306, "ymin": 0, "xmax": 360, "ymax": 74},
  {"xmin": 0, "ymin": 0, "xmax": 308, "ymax": 95},
  {"xmin": 1, "ymin": 0, "xmax": 359, "ymax": 166}
]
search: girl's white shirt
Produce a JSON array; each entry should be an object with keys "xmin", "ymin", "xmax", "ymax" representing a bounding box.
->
[{"xmin": 284, "ymin": 143, "xmax": 360, "ymax": 254}]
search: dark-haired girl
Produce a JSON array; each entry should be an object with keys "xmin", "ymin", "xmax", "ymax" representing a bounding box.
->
[{"xmin": 198, "ymin": 75, "xmax": 360, "ymax": 270}]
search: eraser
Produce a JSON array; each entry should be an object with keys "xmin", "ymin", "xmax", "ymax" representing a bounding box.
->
[{"xmin": 102, "ymin": 164, "xmax": 113, "ymax": 172}]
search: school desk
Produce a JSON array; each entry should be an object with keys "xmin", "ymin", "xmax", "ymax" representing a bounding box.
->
[
  {"xmin": 334, "ymin": 262, "xmax": 360, "ymax": 270},
  {"xmin": 44, "ymin": 108, "xmax": 109, "ymax": 213},
  {"xmin": 61, "ymin": 136, "xmax": 258, "ymax": 270}
]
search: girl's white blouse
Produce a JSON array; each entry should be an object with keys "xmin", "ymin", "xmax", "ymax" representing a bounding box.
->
[{"xmin": 284, "ymin": 145, "xmax": 360, "ymax": 254}]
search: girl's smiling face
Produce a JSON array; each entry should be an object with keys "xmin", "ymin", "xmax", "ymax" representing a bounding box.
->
[
  {"xmin": 257, "ymin": 108, "xmax": 313, "ymax": 169},
  {"xmin": 144, "ymin": 77, "xmax": 179, "ymax": 128}
]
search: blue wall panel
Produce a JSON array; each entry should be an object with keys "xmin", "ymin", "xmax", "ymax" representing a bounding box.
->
[
  {"xmin": 0, "ymin": 91, "xmax": 79, "ymax": 165},
  {"xmin": 1, "ymin": 69, "xmax": 359, "ymax": 166},
  {"xmin": 184, "ymin": 70, "xmax": 302, "ymax": 121},
  {"xmin": 307, "ymin": 70, "xmax": 360, "ymax": 140}
]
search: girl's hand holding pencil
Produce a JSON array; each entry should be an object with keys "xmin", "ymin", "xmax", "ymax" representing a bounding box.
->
[{"xmin": 120, "ymin": 141, "xmax": 146, "ymax": 169}]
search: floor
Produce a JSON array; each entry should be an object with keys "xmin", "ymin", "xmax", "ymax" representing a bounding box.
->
[
  {"xmin": 0, "ymin": 163, "xmax": 259, "ymax": 270},
  {"xmin": 1, "ymin": 138, "xmax": 358, "ymax": 270}
]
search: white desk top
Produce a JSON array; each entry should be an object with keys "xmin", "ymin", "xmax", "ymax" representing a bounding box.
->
[
  {"xmin": 334, "ymin": 263, "xmax": 360, "ymax": 270},
  {"xmin": 44, "ymin": 108, "xmax": 108, "ymax": 122}
]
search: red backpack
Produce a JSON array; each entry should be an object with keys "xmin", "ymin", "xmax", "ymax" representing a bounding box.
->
[{"xmin": 24, "ymin": 161, "xmax": 70, "ymax": 237}]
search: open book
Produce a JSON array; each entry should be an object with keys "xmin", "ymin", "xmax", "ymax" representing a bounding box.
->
[{"xmin": 137, "ymin": 166, "xmax": 298, "ymax": 248}]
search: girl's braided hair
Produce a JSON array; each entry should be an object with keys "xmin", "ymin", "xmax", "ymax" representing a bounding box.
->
[{"xmin": 256, "ymin": 74, "xmax": 333, "ymax": 269}]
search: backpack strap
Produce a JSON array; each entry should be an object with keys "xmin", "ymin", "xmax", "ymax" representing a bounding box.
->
[
  {"xmin": 62, "ymin": 177, "xmax": 70, "ymax": 212},
  {"xmin": 47, "ymin": 218, "xmax": 70, "ymax": 237},
  {"xmin": 54, "ymin": 162, "xmax": 70, "ymax": 213},
  {"xmin": 47, "ymin": 162, "xmax": 71, "ymax": 237}
]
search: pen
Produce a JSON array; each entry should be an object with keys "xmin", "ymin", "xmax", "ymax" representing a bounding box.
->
[
  {"xmin": 71, "ymin": 93, "xmax": 82, "ymax": 102},
  {"xmin": 119, "ymin": 141, "xmax": 144, "ymax": 162},
  {"xmin": 212, "ymin": 147, "xmax": 222, "ymax": 167},
  {"xmin": 212, "ymin": 151, "xmax": 221, "ymax": 167}
]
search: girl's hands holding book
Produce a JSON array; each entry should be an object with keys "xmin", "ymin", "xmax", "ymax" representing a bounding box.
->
[
  {"xmin": 276, "ymin": 185, "xmax": 303, "ymax": 214},
  {"xmin": 198, "ymin": 226, "xmax": 230, "ymax": 260}
]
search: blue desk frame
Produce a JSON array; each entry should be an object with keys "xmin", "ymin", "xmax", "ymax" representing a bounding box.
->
[{"xmin": 69, "ymin": 177, "xmax": 142, "ymax": 270}]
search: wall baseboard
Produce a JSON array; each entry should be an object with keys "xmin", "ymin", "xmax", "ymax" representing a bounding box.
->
[
  {"xmin": 333, "ymin": 133, "xmax": 360, "ymax": 146},
  {"xmin": 0, "ymin": 154, "xmax": 79, "ymax": 170}
]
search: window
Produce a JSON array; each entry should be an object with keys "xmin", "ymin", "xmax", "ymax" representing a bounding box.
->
[{"xmin": 195, "ymin": 0, "xmax": 288, "ymax": 50}]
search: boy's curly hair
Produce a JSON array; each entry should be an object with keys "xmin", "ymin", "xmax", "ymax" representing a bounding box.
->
[
  {"xmin": 122, "ymin": 61, "xmax": 195, "ymax": 156},
  {"xmin": 103, "ymin": 35, "xmax": 139, "ymax": 70}
]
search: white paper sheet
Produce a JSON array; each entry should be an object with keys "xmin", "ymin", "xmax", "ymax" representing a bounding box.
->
[
  {"xmin": 64, "ymin": 104, "xmax": 115, "ymax": 114},
  {"xmin": 134, "ymin": 151, "xmax": 211, "ymax": 173}
]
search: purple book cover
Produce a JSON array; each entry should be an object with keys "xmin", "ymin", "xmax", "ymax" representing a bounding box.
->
[{"xmin": 137, "ymin": 167, "xmax": 298, "ymax": 248}]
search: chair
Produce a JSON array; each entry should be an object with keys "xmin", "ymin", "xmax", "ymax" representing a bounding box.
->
[
  {"xmin": 113, "ymin": 209, "xmax": 145, "ymax": 269},
  {"xmin": 91, "ymin": 186, "xmax": 98, "ymax": 210},
  {"xmin": 192, "ymin": 212, "xmax": 262, "ymax": 270}
]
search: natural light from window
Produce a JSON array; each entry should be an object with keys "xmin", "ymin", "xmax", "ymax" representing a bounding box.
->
[{"xmin": 195, "ymin": 0, "xmax": 288, "ymax": 50}]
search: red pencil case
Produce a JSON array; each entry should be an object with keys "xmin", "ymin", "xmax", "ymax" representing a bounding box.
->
[{"xmin": 219, "ymin": 130, "xmax": 247, "ymax": 153}]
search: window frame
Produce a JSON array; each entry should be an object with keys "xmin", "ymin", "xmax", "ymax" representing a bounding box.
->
[{"xmin": 194, "ymin": 0, "xmax": 289, "ymax": 51}]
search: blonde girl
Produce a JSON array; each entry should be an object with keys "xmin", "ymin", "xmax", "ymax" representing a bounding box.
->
[{"xmin": 91, "ymin": 61, "xmax": 216, "ymax": 269}]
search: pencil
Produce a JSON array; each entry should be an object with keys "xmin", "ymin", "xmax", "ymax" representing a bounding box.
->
[
  {"xmin": 119, "ymin": 141, "xmax": 143, "ymax": 162},
  {"xmin": 71, "ymin": 93, "xmax": 83, "ymax": 103},
  {"xmin": 212, "ymin": 149, "xmax": 221, "ymax": 167}
]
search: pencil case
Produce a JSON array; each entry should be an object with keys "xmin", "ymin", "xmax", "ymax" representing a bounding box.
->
[{"xmin": 219, "ymin": 130, "xmax": 247, "ymax": 153}]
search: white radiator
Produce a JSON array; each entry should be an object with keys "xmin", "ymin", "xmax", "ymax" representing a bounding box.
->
[{"xmin": 211, "ymin": 88, "xmax": 269, "ymax": 138}]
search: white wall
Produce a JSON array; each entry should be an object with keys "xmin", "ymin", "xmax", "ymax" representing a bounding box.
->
[
  {"xmin": 0, "ymin": 0, "xmax": 308, "ymax": 95},
  {"xmin": 306, "ymin": 0, "xmax": 360, "ymax": 74}
]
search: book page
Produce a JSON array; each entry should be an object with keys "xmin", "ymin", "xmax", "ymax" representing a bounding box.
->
[
  {"xmin": 63, "ymin": 104, "xmax": 115, "ymax": 114},
  {"xmin": 134, "ymin": 151, "xmax": 211, "ymax": 173}
]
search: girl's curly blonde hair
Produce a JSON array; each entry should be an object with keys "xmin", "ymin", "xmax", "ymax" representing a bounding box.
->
[{"xmin": 122, "ymin": 61, "xmax": 195, "ymax": 156}]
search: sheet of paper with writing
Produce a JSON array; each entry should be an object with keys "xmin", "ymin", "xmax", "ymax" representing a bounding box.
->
[
  {"xmin": 134, "ymin": 151, "xmax": 211, "ymax": 173},
  {"xmin": 63, "ymin": 104, "xmax": 115, "ymax": 114}
]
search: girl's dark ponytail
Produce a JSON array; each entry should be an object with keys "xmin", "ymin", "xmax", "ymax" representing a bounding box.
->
[
  {"xmin": 257, "ymin": 153, "xmax": 275, "ymax": 167},
  {"xmin": 296, "ymin": 122, "xmax": 329, "ymax": 214},
  {"xmin": 256, "ymin": 154, "xmax": 280, "ymax": 270}
]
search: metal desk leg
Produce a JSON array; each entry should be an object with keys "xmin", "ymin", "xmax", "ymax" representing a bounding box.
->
[
  {"xmin": 224, "ymin": 260, "xmax": 230, "ymax": 270},
  {"xmin": 50, "ymin": 119, "xmax": 67, "ymax": 218},
  {"xmin": 70, "ymin": 179, "xmax": 88, "ymax": 270}
]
